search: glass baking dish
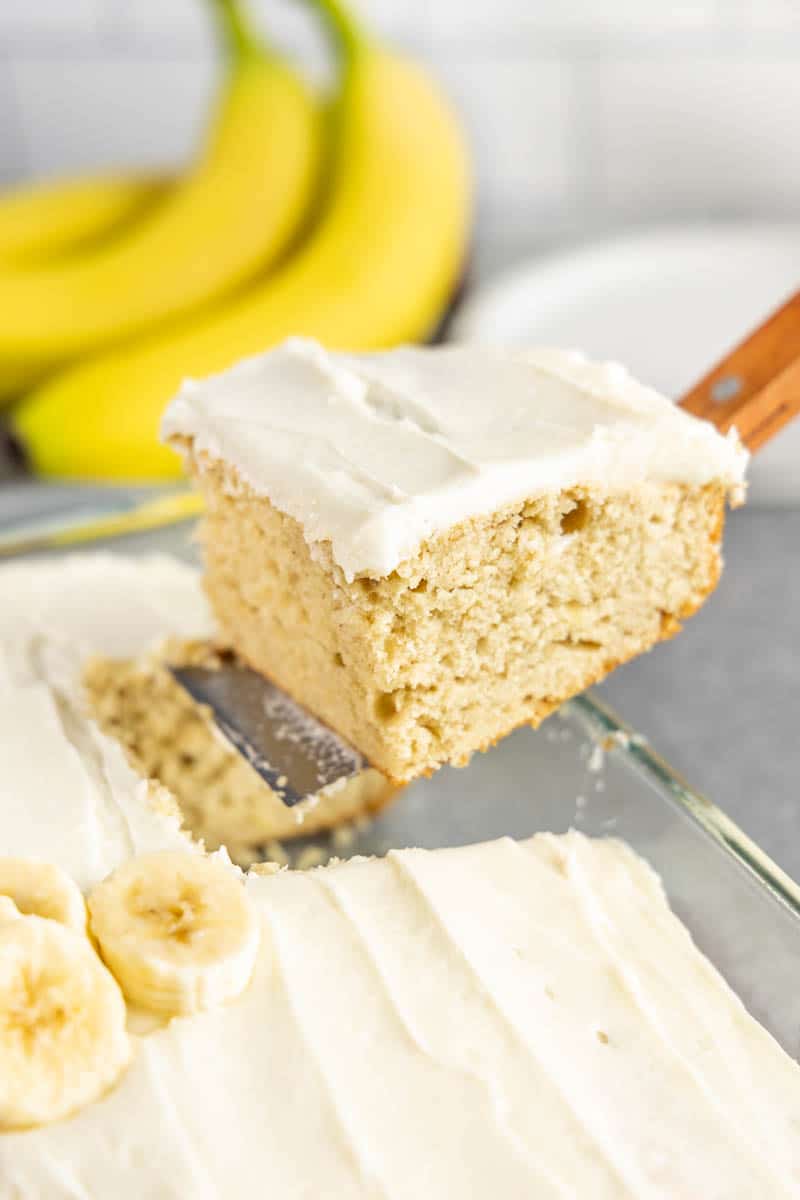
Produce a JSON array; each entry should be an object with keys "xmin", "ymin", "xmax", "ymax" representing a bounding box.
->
[{"xmin": 9, "ymin": 512, "xmax": 800, "ymax": 1062}]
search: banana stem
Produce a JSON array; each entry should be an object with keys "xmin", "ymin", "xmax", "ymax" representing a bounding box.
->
[
  {"xmin": 208, "ymin": 0, "xmax": 268, "ymax": 62},
  {"xmin": 303, "ymin": 0, "xmax": 366, "ymax": 60}
]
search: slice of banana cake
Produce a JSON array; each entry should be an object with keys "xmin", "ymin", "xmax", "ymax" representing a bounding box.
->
[{"xmin": 162, "ymin": 338, "xmax": 747, "ymax": 784}]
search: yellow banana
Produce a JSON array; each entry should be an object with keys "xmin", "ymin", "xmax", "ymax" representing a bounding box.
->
[
  {"xmin": 0, "ymin": 0, "xmax": 322, "ymax": 399},
  {"xmin": 0, "ymin": 172, "xmax": 166, "ymax": 266},
  {"xmin": 12, "ymin": 0, "xmax": 471, "ymax": 481}
]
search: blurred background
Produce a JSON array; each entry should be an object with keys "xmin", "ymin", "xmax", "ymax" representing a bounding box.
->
[
  {"xmin": 1, "ymin": 0, "xmax": 798, "ymax": 496},
  {"xmin": 0, "ymin": 0, "xmax": 798, "ymax": 875},
  {"xmin": 0, "ymin": 1, "xmax": 796, "ymax": 273}
]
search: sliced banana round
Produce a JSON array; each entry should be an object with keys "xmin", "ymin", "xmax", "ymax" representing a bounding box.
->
[
  {"xmin": 0, "ymin": 896, "xmax": 20, "ymax": 923},
  {"xmin": 0, "ymin": 857, "xmax": 87, "ymax": 934},
  {"xmin": 0, "ymin": 915, "xmax": 131, "ymax": 1131},
  {"xmin": 88, "ymin": 851, "xmax": 260, "ymax": 1016}
]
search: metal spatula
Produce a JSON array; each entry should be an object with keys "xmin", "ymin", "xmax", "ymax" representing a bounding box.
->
[
  {"xmin": 169, "ymin": 292, "xmax": 800, "ymax": 807},
  {"xmin": 169, "ymin": 660, "xmax": 369, "ymax": 807}
]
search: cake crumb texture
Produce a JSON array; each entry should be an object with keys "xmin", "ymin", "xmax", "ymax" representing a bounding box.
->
[
  {"xmin": 84, "ymin": 640, "xmax": 397, "ymax": 868},
  {"xmin": 196, "ymin": 456, "xmax": 726, "ymax": 781}
]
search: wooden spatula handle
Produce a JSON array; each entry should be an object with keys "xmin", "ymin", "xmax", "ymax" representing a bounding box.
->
[{"xmin": 679, "ymin": 290, "xmax": 800, "ymax": 453}]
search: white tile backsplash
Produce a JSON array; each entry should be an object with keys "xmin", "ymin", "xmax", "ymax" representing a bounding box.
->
[
  {"xmin": 717, "ymin": 0, "xmax": 800, "ymax": 33},
  {"xmin": 0, "ymin": 66, "xmax": 26, "ymax": 183},
  {"xmin": 0, "ymin": 0, "xmax": 798, "ymax": 266},
  {"xmin": 105, "ymin": 0, "xmax": 209, "ymax": 40},
  {"xmin": 100, "ymin": 0, "xmax": 425, "ymax": 51},
  {"xmin": 435, "ymin": 56, "xmax": 573, "ymax": 242},
  {"xmin": 0, "ymin": 0, "xmax": 101, "ymax": 38},
  {"xmin": 9, "ymin": 57, "xmax": 217, "ymax": 175},
  {"xmin": 587, "ymin": 58, "xmax": 800, "ymax": 219},
  {"xmin": 429, "ymin": 0, "xmax": 721, "ymax": 43}
]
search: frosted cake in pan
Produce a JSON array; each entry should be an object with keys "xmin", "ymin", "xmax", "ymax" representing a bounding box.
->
[{"xmin": 2, "ymin": 556, "xmax": 800, "ymax": 1198}]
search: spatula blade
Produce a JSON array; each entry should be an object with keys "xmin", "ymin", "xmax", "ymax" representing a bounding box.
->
[{"xmin": 168, "ymin": 662, "xmax": 369, "ymax": 807}]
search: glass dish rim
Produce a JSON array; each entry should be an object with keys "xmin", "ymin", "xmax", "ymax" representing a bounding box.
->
[
  {"xmin": 5, "ymin": 525, "xmax": 799, "ymax": 924},
  {"xmin": 573, "ymin": 690, "xmax": 800, "ymax": 921}
]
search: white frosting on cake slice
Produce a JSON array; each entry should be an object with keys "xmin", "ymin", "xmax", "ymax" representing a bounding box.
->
[{"xmin": 162, "ymin": 338, "xmax": 748, "ymax": 579}]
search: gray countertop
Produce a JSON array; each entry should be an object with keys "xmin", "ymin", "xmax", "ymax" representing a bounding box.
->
[{"xmin": 601, "ymin": 506, "xmax": 800, "ymax": 882}]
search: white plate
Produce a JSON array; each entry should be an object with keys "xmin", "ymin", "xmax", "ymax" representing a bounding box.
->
[{"xmin": 453, "ymin": 223, "xmax": 800, "ymax": 503}]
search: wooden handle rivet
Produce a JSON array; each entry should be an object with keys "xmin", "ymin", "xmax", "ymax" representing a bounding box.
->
[
  {"xmin": 710, "ymin": 375, "xmax": 743, "ymax": 403},
  {"xmin": 679, "ymin": 293, "xmax": 800, "ymax": 450}
]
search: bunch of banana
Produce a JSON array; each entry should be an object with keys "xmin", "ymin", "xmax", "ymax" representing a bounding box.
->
[
  {"xmin": 5, "ymin": 0, "xmax": 472, "ymax": 480},
  {"xmin": 0, "ymin": 851, "xmax": 260, "ymax": 1129},
  {"xmin": 0, "ymin": 0, "xmax": 322, "ymax": 398}
]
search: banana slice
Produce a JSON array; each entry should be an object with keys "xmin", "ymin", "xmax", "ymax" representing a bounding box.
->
[
  {"xmin": 88, "ymin": 851, "xmax": 260, "ymax": 1016},
  {"xmin": 0, "ymin": 857, "xmax": 87, "ymax": 934},
  {"xmin": 0, "ymin": 896, "xmax": 20, "ymax": 922},
  {"xmin": 0, "ymin": 915, "xmax": 131, "ymax": 1130}
]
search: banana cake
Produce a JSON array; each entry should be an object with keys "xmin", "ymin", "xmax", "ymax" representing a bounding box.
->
[
  {"xmin": 3, "ymin": 557, "xmax": 800, "ymax": 1196},
  {"xmin": 0, "ymin": 555, "xmax": 393, "ymax": 866},
  {"xmin": 163, "ymin": 337, "xmax": 747, "ymax": 783},
  {"xmin": 3, "ymin": 728, "xmax": 800, "ymax": 1193}
]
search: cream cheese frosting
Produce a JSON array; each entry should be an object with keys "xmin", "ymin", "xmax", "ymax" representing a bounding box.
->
[
  {"xmin": 3, "ymin": 833, "xmax": 800, "ymax": 1197},
  {"xmin": 161, "ymin": 338, "xmax": 748, "ymax": 580},
  {"xmin": 3, "ymin": 556, "xmax": 800, "ymax": 1198},
  {"xmin": 0, "ymin": 552, "xmax": 211, "ymax": 682}
]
